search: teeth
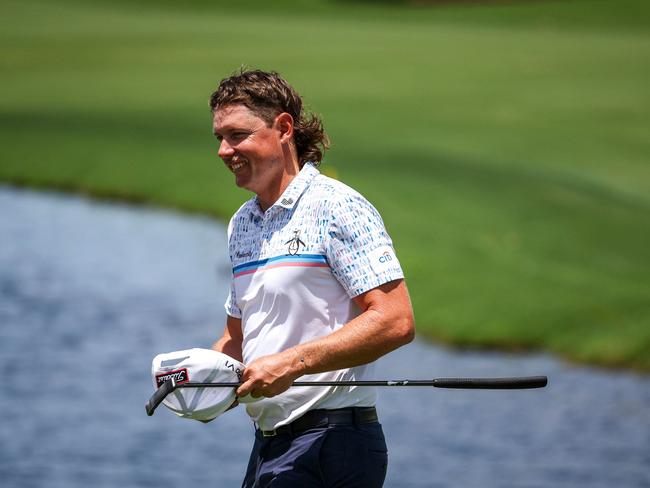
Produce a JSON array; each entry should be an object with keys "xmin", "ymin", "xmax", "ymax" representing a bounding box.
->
[{"xmin": 231, "ymin": 161, "xmax": 245, "ymax": 172}]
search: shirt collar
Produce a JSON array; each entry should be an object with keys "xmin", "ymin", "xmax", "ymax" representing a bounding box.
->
[
  {"xmin": 249, "ymin": 162, "xmax": 320, "ymax": 217},
  {"xmin": 275, "ymin": 162, "xmax": 319, "ymax": 209}
]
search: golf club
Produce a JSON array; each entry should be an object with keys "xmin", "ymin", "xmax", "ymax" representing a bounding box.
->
[{"xmin": 146, "ymin": 375, "xmax": 548, "ymax": 416}]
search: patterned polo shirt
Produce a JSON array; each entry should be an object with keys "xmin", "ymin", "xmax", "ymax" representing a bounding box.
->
[{"xmin": 225, "ymin": 162, "xmax": 404, "ymax": 430}]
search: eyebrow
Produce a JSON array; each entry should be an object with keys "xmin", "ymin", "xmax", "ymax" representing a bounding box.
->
[
  {"xmin": 213, "ymin": 125, "xmax": 253, "ymax": 138},
  {"xmin": 212, "ymin": 126, "xmax": 231, "ymax": 138},
  {"xmin": 213, "ymin": 122, "xmax": 241, "ymax": 137}
]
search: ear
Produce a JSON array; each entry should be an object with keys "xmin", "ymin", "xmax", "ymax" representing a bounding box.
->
[{"xmin": 274, "ymin": 112, "xmax": 294, "ymax": 143}]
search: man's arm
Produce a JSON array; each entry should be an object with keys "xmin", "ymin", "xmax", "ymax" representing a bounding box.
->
[
  {"xmin": 236, "ymin": 278, "xmax": 415, "ymax": 399},
  {"xmin": 211, "ymin": 314, "xmax": 244, "ymax": 362}
]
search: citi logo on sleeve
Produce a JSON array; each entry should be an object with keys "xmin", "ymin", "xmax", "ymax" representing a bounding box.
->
[
  {"xmin": 378, "ymin": 251, "xmax": 393, "ymax": 263},
  {"xmin": 156, "ymin": 368, "xmax": 189, "ymax": 387},
  {"xmin": 368, "ymin": 246, "xmax": 399, "ymax": 276}
]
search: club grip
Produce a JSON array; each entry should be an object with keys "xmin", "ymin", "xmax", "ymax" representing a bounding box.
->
[
  {"xmin": 433, "ymin": 376, "xmax": 547, "ymax": 389},
  {"xmin": 145, "ymin": 379, "xmax": 176, "ymax": 416}
]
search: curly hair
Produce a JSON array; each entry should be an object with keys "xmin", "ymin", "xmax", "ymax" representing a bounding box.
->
[{"xmin": 209, "ymin": 69, "xmax": 330, "ymax": 167}]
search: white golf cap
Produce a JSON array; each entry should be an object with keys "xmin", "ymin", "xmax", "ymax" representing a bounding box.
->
[{"xmin": 151, "ymin": 348, "xmax": 245, "ymax": 422}]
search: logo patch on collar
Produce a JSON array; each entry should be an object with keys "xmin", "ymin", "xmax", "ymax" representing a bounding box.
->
[{"xmin": 280, "ymin": 197, "xmax": 294, "ymax": 206}]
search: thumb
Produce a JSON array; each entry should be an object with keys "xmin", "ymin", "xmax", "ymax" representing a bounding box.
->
[{"xmin": 236, "ymin": 378, "xmax": 256, "ymax": 398}]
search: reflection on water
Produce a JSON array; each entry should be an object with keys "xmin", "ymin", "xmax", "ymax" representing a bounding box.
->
[{"xmin": 0, "ymin": 186, "xmax": 648, "ymax": 488}]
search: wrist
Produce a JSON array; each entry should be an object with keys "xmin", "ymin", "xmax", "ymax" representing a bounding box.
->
[{"xmin": 290, "ymin": 347, "xmax": 308, "ymax": 377}]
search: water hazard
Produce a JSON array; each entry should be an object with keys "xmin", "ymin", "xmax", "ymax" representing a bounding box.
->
[{"xmin": 0, "ymin": 187, "xmax": 648, "ymax": 487}]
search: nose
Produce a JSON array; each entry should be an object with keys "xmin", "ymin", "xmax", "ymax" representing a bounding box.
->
[{"xmin": 218, "ymin": 138, "xmax": 235, "ymax": 159}]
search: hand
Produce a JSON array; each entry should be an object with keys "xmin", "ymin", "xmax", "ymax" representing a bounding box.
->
[{"xmin": 236, "ymin": 350, "xmax": 304, "ymax": 399}]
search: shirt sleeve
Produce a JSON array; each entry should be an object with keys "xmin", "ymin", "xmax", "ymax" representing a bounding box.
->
[
  {"xmin": 224, "ymin": 279, "xmax": 242, "ymax": 318},
  {"xmin": 325, "ymin": 193, "xmax": 404, "ymax": 297},
  {"xmin": 223, "ymin": 214, "xmax": 242, "ymax": 318}
]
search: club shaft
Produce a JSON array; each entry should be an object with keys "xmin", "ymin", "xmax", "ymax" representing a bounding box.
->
[
  {"xmin": 177, "ymin": 376, "xmax": 548, "ymax": 389},
  {"xmin": 146, "ymin": 376, "xmax": 547, "ymax": 416}
]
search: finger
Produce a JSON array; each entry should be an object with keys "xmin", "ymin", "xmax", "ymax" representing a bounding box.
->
[
  {"xmin": 240, "ymin": 365, "xmax": 253, "ymax": 382},
  {"xmin": 236, "ymin": 379, "xmax": 256, "ymax": 398}
]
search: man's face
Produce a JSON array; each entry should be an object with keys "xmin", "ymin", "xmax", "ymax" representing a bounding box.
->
[{"xmin": 213, "ymin": 104, "xmax": 286, "ymax": 199}]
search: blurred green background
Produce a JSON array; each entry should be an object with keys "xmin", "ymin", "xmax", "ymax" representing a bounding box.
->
[{"xmin": 1, "ymin": 0, "xmax": 648, "ymax": 370}]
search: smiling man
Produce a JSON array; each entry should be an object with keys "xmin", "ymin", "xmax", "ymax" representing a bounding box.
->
[{"xmin": 209, "ymin": 69, "xmax": 415, "ymax": 488}]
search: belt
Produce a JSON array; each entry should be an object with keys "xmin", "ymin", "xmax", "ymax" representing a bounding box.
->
[{"xmin": 258, "ymin": 406, "xmax": 378, "ymax": 437}]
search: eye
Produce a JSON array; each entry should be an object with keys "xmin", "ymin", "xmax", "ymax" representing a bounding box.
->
[{"xmin": 232, "ymin": 131, "xmax": 248, "ymax": 141}]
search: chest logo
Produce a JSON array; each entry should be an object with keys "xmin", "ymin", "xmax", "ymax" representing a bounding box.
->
[{"xmin": 285, "ymin": 230, "xmax": 305, "ymax": 256}]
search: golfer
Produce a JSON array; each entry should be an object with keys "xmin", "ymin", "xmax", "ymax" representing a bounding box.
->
[{"xmin": 210, "ymin": 69, "xmax": 415, "ymax": 487}]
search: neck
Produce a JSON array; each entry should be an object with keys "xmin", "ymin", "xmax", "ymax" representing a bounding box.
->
[{"xmin": 257, "ymin": 159, "xmax": 301, "ymax": 212}]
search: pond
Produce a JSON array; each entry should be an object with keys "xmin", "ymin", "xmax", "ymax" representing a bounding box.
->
[{"xmin": 0, "ymin": 186, "xmax": 648, "ymax": 488}]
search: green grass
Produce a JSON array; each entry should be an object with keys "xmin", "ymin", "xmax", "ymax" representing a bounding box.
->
[{"xmin": 1, "ymin": 0, "xmax": 649, "ymax": 370}]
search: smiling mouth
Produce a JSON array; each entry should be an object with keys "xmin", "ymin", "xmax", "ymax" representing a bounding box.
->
[{"xmin": 229, "ymin": 160, "xmax": 247, "ymax": 173}]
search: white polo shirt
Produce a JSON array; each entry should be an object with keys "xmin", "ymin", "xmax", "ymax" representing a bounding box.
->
[{"xmin": 225, "ymin": 163, "xmax": 404, "ymax": 430}]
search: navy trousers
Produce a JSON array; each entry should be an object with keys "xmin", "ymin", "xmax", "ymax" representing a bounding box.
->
[{"xmin": 241, "ymin": 422, "xmax": 388, "ymax": 487}]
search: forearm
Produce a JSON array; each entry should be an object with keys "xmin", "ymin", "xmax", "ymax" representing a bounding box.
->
[
  {"xmin": 251, "ymin": 280, "xmax": 413, "ymax": 382},
  {"xmin": 292, "ymin": 298, "xmax": 414, "ymax": 375}
]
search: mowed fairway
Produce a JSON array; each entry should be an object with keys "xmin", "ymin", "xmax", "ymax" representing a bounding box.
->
[{"xmin": 1, "ymin": 0, "xmax": 649, "ymax": 370}]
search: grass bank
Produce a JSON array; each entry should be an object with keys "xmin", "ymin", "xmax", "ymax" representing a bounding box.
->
[{"xmin": 1, "ymin": 0, "xmax": 649, "ymax": 370}]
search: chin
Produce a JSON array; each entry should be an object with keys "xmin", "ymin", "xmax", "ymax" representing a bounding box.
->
[{"xmin": 234, "ymin": 174, "xmax": 251, "ymax": 190}]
